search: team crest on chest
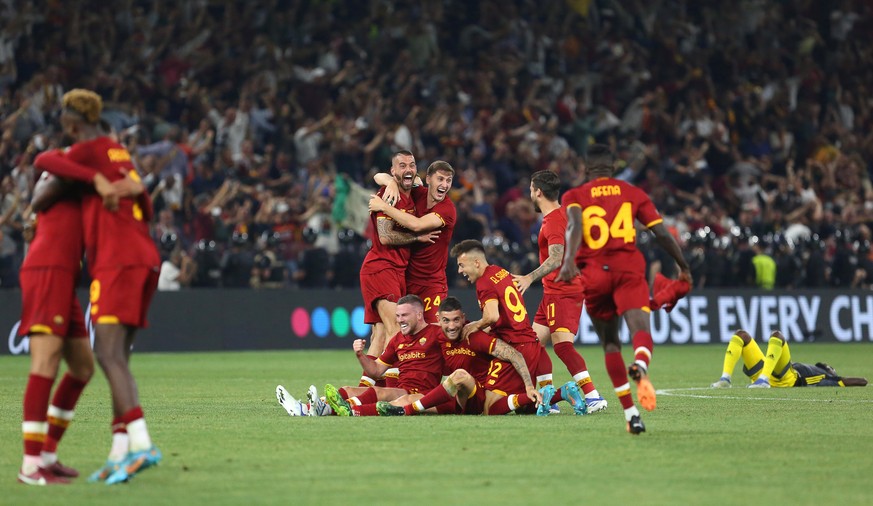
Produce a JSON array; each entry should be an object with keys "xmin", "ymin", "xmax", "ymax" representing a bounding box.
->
[{"xmin": 419, "ymin": 337, "xmax": 427, "ymax": 346}]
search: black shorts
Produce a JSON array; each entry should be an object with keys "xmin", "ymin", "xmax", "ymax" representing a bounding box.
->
[{"xmin": 792, "ymin": 362, "xmax": 842, "ymax": 387}]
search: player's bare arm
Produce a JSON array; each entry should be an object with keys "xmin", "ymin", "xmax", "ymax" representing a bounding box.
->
[
  {"xmin": 513, "ymin": 243, "xmax": 564, "ymax": 295},
  {"xmin": 369, "ymin": 194, "xmax": 443, "ymax": 233},
  {"xmin": 557, "ymin": 205, "xmax": 582, "ymax": 282},
  {"xmin": 462, "ymin": 299, "xmax": 499, "ymax": 339},
  {"xmin": 650, "ymin": 223, "xmax": 693, "ymax": 284},
  {"xmin": 353, "ymin": 339, "xmax": 390, "ymax": 379},
  {"xmin": 374, "ymin": 172, "xmax": 422, "ymax": 205},
  {"xmin": 489, "ymin": 339, "xmax": 542, "ymax": 405},
  {"xmin": 376, "ymin": 217, "xmax": 439, "ymax": 245},
  {"xmin": 30, "ymin": 172, "xmax": 71, "ymax": 213}
]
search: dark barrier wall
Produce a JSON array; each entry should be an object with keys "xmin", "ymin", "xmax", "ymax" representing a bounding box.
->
[{"xmin": 3, "ymin": 288, "xmax": 873, "ymax": 355}]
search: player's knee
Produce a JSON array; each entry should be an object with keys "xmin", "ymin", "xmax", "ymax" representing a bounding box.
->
[
  {"xmin": 769, "ymin": 330, "xmax": 785, "ymax": 343},
  {"xmin": 448, "ymin": 369, "xmax": 471, "ymax": 386},
  {"xmin": 734, "ymin": 329, "xmax": 752, "ymax": 344}
]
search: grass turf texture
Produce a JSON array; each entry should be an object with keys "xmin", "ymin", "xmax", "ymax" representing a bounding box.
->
[{"xmin": 1, "ymin": 343, "xmax": 871, "ymax": 505}]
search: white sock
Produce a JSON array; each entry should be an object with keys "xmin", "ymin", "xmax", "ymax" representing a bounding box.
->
[
  {"xmin": 126, "ymin": 418, "xmax": 153, "ymax": 453},
  {"xmin": 22, "ymin": 455, "xmax": 42, "ymax": 475},
  {"xmin": 349, "ymin": 397, "xmax": 362, "ymax": 406},
  {"xmin": 585, "ymin": 390, "xmax": 602, "ymax": 399},
  {"xmin": 412, "ymin": 400, "xmax": 425, "ymax": 412},
  {"xmin": 40, "ymin": 451, "xmax": 58, "ymax": 466},
  {"xmin": 359, "ymin": 376, "xmax": 375, "ymax": 387},
  {"xmin": 109, "ymin": 433, "xmax": 129, "ymax": 461},
  {"xmin": 623, "ymin": 405, "xmax": 641, "ymax": 422}
]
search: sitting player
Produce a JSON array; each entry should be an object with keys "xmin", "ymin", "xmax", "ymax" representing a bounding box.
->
[{"xmin": 710, "ymin": 329, "xmax": 868, "ymax": 388}]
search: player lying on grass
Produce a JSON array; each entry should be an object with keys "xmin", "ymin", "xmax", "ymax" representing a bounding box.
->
[
  {"xmin": 711, "ymin": 329, "xmax": 868, "ymax": 388},
  {"xmin": 375, "ymin": 296, "xmax": 592, "ymax": 416},
  {"xmin": 276, "ymin": 294, "xmax": 444, "ymax": 416}
]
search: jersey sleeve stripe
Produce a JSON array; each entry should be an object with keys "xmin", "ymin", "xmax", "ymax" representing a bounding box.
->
[
  {"xmin": 566, "ymin": 203, "xmax": 582, "ymax": 209},
  {"xmin": 645, "ymin": 218, "xmax": 663, "ymax": 228}
]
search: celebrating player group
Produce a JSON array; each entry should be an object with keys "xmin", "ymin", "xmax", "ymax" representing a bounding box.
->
[{"xmin": 278, "ymin": 145, "xmax": 692, "ymax": 435}]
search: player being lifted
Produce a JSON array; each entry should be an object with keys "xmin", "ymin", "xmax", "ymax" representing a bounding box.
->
[
  {"xmin": 512, "ymin": 170, "xmax": 608, "ymax": 414},
  {"xmin": 557, "ymin": 144, "xmax": 691, "ymax": 434}
]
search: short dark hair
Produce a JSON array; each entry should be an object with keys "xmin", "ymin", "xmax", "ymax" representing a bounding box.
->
[
  {"xmin": 397, "ymin": 294, "xmax": 424, "ymax": 310},
  {"xmin": 438, "ymin": 296, "xmax": 463, "ymax": 313},
  {"xmin": 586, "ymin": 144, "xmax": 615, "ymax": 173},
  {"xmin": 392, "ymin": 150, "xmax": 414, "ymax": 163},
  {"xmin": 531, "ymin": 170, "xmax": 561, "ymax": 201},
  {"xmin": 450, "ymin": 239, "xmax": 485, "ymax": 258},
  {"xmin": 426, "ymin": 160, "xmax": 455, "ymax": 177}
]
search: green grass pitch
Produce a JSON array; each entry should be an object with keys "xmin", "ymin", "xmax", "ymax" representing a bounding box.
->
[{"xmin": 1, "ymin": 343, "xmax": 871, "ymax": 505}]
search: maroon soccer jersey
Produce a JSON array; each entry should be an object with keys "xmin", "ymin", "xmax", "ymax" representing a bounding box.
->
[
  {"xmin": 51, "ymin": 138, "xmax": 160, "ymax": 271},
  {"xmin": 439, "ymin": 330, "xmax": 495, "ymax": 385},
  {"xmin": 376, "ymin": 324, "xmax": 444, "ymax": 394},
  {"xmin": 21, "ymin": 197, "xmax": 83, "ymax": 272},
  {"xmin": 407, "ymin": 185, "xmax": 456, "ymax": 287},
  {"xmin": 475, "ymin": 264, "xmax": 538, "ymax": 345},
  {"xmin": 360, "ymin": 186, "xmax": 417, "ymax": 275},
  {"xmin": 538, "ymin": 207, "xmax": 583, "ymax": 295},
  {"xmin": 561, "ymin": 177, "xmax": 662, "ymax": 273}
]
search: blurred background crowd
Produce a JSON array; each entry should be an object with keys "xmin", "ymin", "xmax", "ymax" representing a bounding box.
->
[{"xmin": 1, "ymin": 0, "xmax": 872, "ymax": 291}]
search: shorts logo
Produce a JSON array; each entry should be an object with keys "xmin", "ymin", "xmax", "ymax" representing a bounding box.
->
[{"xmin": 53, "ymin": 315, "xmax": 64, "ymax": 325}]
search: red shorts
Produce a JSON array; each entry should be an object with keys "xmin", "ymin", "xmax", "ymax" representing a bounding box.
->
[
  {"xmin": 19, "ymin": 268, "xmax": 88, "ymax": 338},
  {"xmin": 405, "ymin": 281, "xmax": 447, "ymax": 324},
  {"xmin": 460, "ymin": 382, "xmax": 487, "ymax": 415},
  {"xmin": 90, "ymin": 267, "xmax": 159, "ymax": 328},
  {"xmin": 359, "ymin": 268, "xmax": 405, "ymax": 324},
  {"xmin": 483, "ymin": 342, "xmax": 551, "ymax": 395},
  {"xmin": 581, "ymin": 265, "xmax": 650, "ymax": 321},
  {"xmin": 534, "ymin": 291, "xmax": 584, "ymax": 334}
]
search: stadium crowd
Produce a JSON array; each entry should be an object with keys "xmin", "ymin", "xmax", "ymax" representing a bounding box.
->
[{"xmin": 1, "ymin": 0, "xmax": 872, "ymax": 291}]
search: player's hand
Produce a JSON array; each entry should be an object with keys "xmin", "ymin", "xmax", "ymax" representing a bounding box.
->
[
  {"xmin": 461, "ymin": 322, "xmax": 477, "ymax": 340},
  {"xmin": 416, "ymin": 230, "xmax": 440, "ymax": 243},
  {"xmin": 512, "ymin": 274, "xmax": 532, "ymax": 295},
  {"xmin": 555, "ymin": 263, "xmax": 579, "ymax": 283},
  {"xmin": 678, "ymin": 268, "xmax": 693, "ymax": 287},
  {"xmin": 112, "ymin": 169, "xmax": 146, "ymax": 197},
  {"xmin": 368, "ymin": 194, "xmax": 387, "ymax": 213},
  {"xmin": 93, "ymin": 173, "xmax": 120, "ymax": 211},
  {"xmin": 353, "ymin": 339, "xmax": 367, "ymax": 354},
  {"xmin": 527, "ymin": 385, "xmax": 543, "ymax": 407},
  {"xmin": 382, "ymin": 185, "xmax": 400, "ymax": 207}
]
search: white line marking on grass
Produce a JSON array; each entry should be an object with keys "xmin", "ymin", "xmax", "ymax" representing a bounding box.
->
[{"xmin": 656, "ymin": 387, "xmax": 873, "ymax": 403}]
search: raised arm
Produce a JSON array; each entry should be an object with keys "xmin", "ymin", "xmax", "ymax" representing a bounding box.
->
[
  {"xmin": 462, "ymin": 299, "xmax": 499, "ymax": 339},
  {"xmin": 369, "ymin": 195, "xmax": 443, "ymax": 233},
  {"xmin": 375, "ymin": 216, "xmax": 439, "ymax": 246},
  {"xmin": 353, "ymin": 338, "xmax": 390, "ymax": 379}
]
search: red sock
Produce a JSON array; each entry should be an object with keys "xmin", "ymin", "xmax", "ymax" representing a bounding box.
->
[
  {"xmin": 112, "ymin": 416, "xmax": 126, "ymax": 435},
  {"xmin": 488, "ymin": 393, "xmax": 534, "ymax": 415},
  {"xmin": 605, "ymin": 351, "xmax": 635, "ymax": 410},
  {"xmin": 22, "ymin": 374, "xmax": 54, "ymax": 457},
  {"xmin": 631, "ymin": 331, "xmax": 653, "ymax": 370},
  {"xmin": 435, "ymin": 399, "xmax": 459, "ymax": 414},
  {"xmin": 416, "ymin": 384, "xmax": 453, "ymax": 411},
  {"xmin": 338, "ymin": 387, "xmax": 351, "ymax": 400},
  {"xmin": 43, "ymin": 373, "xmax": 88, "ymax": 453},
  {"xmin": 355, "ymin": 387, "xmax": 378, "ymax": 405},
  {"xmin": 120, "ymin": 406, "xmax": 144, "ymax": 426},
  {"xmin": 352, "ymin": 403, "xmax": 378, "ymax": 416},
  {"xmin": 553, "ymin": 342, "xmax": 596, "ymax": 394}
]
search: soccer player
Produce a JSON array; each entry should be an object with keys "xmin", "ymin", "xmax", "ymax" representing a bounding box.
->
[
  {"xmin": 371, "ymin": 160, "xmax": 457, "ymax": 323},
  {"xmin": 17, "ymin": 174, "xmax": 93, "ymax": 485},
  {"xmin": 34, "ymin": 89, "xmax": 162, "ymax": 483},
  {"xmin": 557, "ymin": 144, "xmax": 691, "ymax": 434},
  {"xmin": 358, "ymin": 151, "xmax": 437, "ymax": 386},
  {"xmin": 310, "ymin": 295, "xmax": 445, "ymax": 416},
  {"xmin": 711, "ymin": 330, "xmax": 868, "ymax": 388},
  {"xmin": 512, "ymin": 170, "xmax": 608, "ymax": 413},
  {"xmin": 450, "ymin": 240, "xmax": 585, "ymax": 416},
  {"xmin": 377, "ymin": 296, "xmax": 589, "ymax": 417}
]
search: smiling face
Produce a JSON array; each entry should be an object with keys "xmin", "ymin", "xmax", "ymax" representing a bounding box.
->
[
  {"xmin": 395, "ymin": 302, "xmax": 422, "ymax": 335},
  {"xmin": 456, "ymin": 252, "xmax": 483, "ymax": 284},
  {"xmin": 426, "ymin": 169, "xmax": 453, "ymax": 203},
  {"xmin": 438, "ymin": 308, "xmax": 465, "ymax": 341},
  {"xmin": 391, "ymin": 153, "xmax": 417, "ymax": 192}
]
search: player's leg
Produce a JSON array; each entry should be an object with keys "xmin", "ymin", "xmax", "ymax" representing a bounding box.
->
[
  {"xmin": 711, "ymin": 329, "xmax": 750, "ymax": 387},
  {"xmin": 20, "ymin": 334, "xmax": 67, "ymax": 485},
  {"xmin": 841, "ymin": 377, "xmax": 868, "ymax": 386},
  {"xmin": 406, "ymin": 370, "xmax": 472, "ymax": 415},
  {"xmin": 594, "ymin": 316, "xmax": 644, "ymax": 433},
  {"xmin": 749, "ymin": 330, "xmax": 789, "ymax": 388},
  {"xmin": 624, "ymin": 308, "xmax": 656, "ymax": 411},
  {"xmin": 40, "ymin": 336, "xmax": 93, "ymax": 478},
  {"xmin": 551, "ymin": 328, "xmax": 606, "ymax": 413},
  {"xmin": 372, "ymin": 299, "xmax": 399, "ymax": 355}
]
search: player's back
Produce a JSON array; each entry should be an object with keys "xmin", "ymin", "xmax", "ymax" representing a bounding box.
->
[
  {"xmin": 476, "ymin": 264, "xmax": 538, "ymax": 344},
  {"xmin": 539, "ymin": 207, "xmax": 583, "ymax": 294},
  {"xmin": 66, "ymin": 136, "xmax": 159, "ymax": 270},
  {"xmin": 21, "ymin": 197, "xmax": 83, "ymax": 272},
  {"xmin": 562, "ymin": 177, "xmax": 662, "ymax": 272}
]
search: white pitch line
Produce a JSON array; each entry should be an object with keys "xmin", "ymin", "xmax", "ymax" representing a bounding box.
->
[{"xmin": 656, "ymin": 387, "xmax": 873, "ymax": 403}]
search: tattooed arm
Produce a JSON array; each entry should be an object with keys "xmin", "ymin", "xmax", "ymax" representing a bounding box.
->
[
  {"xmin": 376, "ymin": 216, "xmax": 439, "ymax": 245},
  {"xmin": 489, "ymin": 338, "xmax": 543, "ymax": 405},
  {"xmin": 512, "ymin": 243, "xmax": 564, "ymax": 295}
]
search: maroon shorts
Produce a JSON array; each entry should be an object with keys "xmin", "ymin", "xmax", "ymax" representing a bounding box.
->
[
  {"xmin": 483, "ymin": 342, "xmax": 551, "ymax": 395},
  {"xmin": 581, "ymin": 266, "xmax": 650, "ymax": 321},
  {"xmin": 405, "ymin": 281, "xmax": 447, "ymax": 324},
  {"xmin": 359, "ymin": 268, "xmax": 405, "ymax": 324},
  {"xmin": 534, "ymin": 291, "xmax": 584, "ymax": 334},
  {"xmin": 19, "ymin": 267, "xmax": 87, "ymax": 338},
  {"xmin": 90, "ymin": 267, "xmax": 158, "ymax": 328}
]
